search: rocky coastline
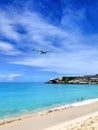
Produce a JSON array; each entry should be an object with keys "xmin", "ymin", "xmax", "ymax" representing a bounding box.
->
[{"xmin": 46, "ymin": 74, "xmax": 98, "ymax": 84}]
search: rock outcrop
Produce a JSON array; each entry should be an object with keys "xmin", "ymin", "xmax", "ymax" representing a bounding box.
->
[{"xmin": 46, "ymin": 74, "xmax": 98, "ymax": 84}]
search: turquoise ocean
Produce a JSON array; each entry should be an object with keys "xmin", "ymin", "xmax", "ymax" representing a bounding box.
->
[{"xmin": 0, "ymin": 82, "xmax": 98, "ymax": 119}]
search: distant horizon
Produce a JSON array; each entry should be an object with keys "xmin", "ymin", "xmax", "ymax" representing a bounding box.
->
[
  {"xmin": 0, "ymin": 0, "xmax": 98, "ymax": 82},
  {"xmin": 0, "ymin": 73, "xmax": 98, "ymax": 83}
]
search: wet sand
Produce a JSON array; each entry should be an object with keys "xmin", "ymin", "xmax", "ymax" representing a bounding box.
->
[{"xmin": 0, "ymin": 101, "xmax": 98, "ymax": 130}]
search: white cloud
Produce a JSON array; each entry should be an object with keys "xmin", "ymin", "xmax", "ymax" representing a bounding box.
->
[
  {"xmin": 0, "ymin": 11, "xmax": 20, "ymax": 40},
  {"xmin": 8, "ymin": 74, "xmax": 23, "ymax": 81},
  {"xmin": 0, "ymin": 41, "xmax": 21, "ymax": 55},
  {"xmin": 0, "ymin": 9, "xmax": 69, "ymax": 48},
  {"xmin": 1, "ymin": 8, "xmax": 98, "ymax": 75},
  {"xmin": 10, "ymin": 45, "xmax": 98, "ymax": 75},
  {"xmin": 0, "ymin": 74, "xmax": 6, "ymax": 78},
  {"xmin": 0, "ymin": 74, "xmax": 23, "ymax": 81}
]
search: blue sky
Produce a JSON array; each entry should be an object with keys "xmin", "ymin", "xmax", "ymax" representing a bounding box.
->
[{"xmin": 0, "ymin": 0, "xmax": 98, "ymax": 82}]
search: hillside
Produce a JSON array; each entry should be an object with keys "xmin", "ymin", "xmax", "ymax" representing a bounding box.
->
[{"xmin": 46, "ymin": 74, "xmax": 98, "ymax": 84}]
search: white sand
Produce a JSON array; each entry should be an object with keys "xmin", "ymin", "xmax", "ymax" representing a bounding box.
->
[
  {"xmin": 0, "ymin": 101, "xmax": 98, "ymax": 130},
  {"xmin": 45, "ymin": 112, "xmax": 98, "ymax": 130}
]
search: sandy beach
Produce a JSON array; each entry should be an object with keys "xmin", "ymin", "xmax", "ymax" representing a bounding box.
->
[
  {"xmin": 45, "ymin": 112, "xmax": 98, "ymax": 130},
  {"xmin": 0, "ymin": 100, "xmax": 98, "ymax": 130}
]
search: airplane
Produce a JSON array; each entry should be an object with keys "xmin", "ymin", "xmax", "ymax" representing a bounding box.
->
[{"xmin": 33, "ymin": 49, "xmax": 49, "ymax": 54}]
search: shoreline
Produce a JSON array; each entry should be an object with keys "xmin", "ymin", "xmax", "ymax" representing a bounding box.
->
[
  {"xmin": 0, "ymin": 100, "xmax": 98, "ymax": 130},
  {"xmin": 0, "ymin": 98, "xmax": 98, "ymax": 126}
]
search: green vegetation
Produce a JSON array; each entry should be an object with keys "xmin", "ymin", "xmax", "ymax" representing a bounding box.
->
[{"xmin": 46, "ymin": 74, "xmax": 98, "ymax": 84}]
